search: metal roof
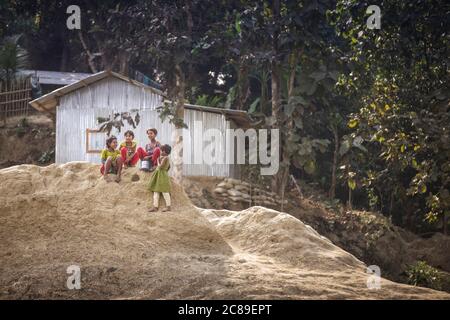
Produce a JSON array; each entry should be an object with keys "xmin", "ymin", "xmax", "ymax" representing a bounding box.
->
[
  {"xmin": 183, "ymin": 103, "xmax": 251, "ymax": 128},
  {"xmin": 29, "ymin": 70, "xmax": 251, "ymax": 127},
  {"xmin": 18, "ymin": 69, "xmax": 92, "ymax": 85},
  {"xmin": 29, "ymin": 70, "xmax": 165, "ymax": 113}
]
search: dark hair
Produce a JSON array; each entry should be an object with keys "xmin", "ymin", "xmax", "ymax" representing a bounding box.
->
[
  {"xmin": 124, "ymin": 130, "xmax": 134, "ymax": 138},
  {"xmin": 106, "ymin": 135, "xmax": 117, "ymax": 148},
  {"xmin": 147, "ymin": 128, "xmax": 158, "ymax": 136},
  {"xmin": 161, "ymin": 144, "xmax": 171, "ymax": 155}
]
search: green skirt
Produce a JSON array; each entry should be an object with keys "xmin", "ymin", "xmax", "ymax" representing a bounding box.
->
[{"xmin": 148, "ymin": 167, "xmax": 171, "ymax": 193}]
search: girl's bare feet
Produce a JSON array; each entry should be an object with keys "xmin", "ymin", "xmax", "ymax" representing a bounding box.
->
[
  {"xmin": 115, "ymin": 175, "xmax": 121, "ymax": 183},
  {"xmin": 162, "ymin": 206, "xmax": 171, "ymax": 212},
  {"xmin": 103, "ymin": 174, "xmax": 111, "ymax": 182},
  {"xmin": 148, "ymin": 207, "xmax": 158, "ymax": 212}
]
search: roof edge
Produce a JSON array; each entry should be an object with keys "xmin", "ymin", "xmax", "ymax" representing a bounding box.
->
[{"xmin": 29, "ymin": 70, "xmax": 166, "ymax": 111}]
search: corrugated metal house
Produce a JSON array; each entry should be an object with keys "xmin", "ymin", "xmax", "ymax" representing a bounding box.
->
[{"xmin": 29, "ymin": 71, "xmax": 250, "ymax": 177}]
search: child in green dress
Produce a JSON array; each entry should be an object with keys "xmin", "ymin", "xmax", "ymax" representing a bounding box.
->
[{"xmin": 148, "ymin": 144, "xmax": 171, "ymax": 212}]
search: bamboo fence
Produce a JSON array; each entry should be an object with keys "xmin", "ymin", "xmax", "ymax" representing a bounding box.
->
[{"xmin": 0, "ymin": 77, "xmax": 33, "ymax": 124}]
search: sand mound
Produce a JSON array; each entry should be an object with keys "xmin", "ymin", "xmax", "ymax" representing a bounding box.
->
[{"xmin": 0, "ymin": 162, "xmax": 448, "ymax": 299}]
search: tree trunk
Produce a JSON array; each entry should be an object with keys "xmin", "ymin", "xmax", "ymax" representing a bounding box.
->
[
  {"xmin": 237, "ymin": 56, "xmax": 250, "ymax": 111},
  {"xmin": 184, "ymin": 0, "xmax": 195, "ymax": 85},
  {"xmin": 260, "ymin": 70, "xmax": 269, "ymax": 114},
  {"xmin": 78, "ymin": 31, "xmax": 98, "ymax": 73},
  {"xmin": 60, "ymin": 40, "xmax": 69, "ymax": 72},
  {"xmin": 171, "ymin": 64, "xmax": 185, "ymax": 184},
  {"xmin": 280, "ymin": 52, "xmax": 298, "ymax": 209},
  {"xmin": 280, "ymin": 168, "xmax": 289, "ymax": 211},
  {"xmin": 443, "ymin": 212, "xmax": 448, "ymax": 235},
  {"xmin": 270, "ymin": 60, "xmax": 282, "ymax": 193},
  {"xmin": 118, "ymin": 52, "xmax": 129, "ymax": 76},
  {"xmin": 270, "ymin": 0, "xmax": 282, "ymax": 194},
  {"xmin": 389, "ymin": 193, "xmax": 394, "ymax": 216},
  {"xmin": 348, "ymin": 187, "xmax": 352, "ymax": 211},
  {"xmin": 329, "ymin": 124, "xmax": 339, "ymax": 199}
]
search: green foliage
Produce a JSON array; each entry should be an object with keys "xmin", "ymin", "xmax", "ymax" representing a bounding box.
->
[
  {"xmin": 18, "ymin": 117, "xmax": 28, "ymax": 128},
  {"xmin": 14, "ymin": 117, "xmax": 29, "ymax": 137},
  {"xmin": 97, "ymin": 111, "xmax": 141, "ymax": 136},
  {"xmin": 14, "ymin": 126, "xmax": 26, "ymax": 138},
  {"xmin": 0, "ymin": 35, "xmax": 28, "ymax": 83},
  {"xmin": 194, "ymin": 94, "xmax": 223, "ymax": 108},
  {"xmin": 223, "ymin": 85, "xmax": 237, "ymax": 110},
  {"xmin": 38, "ymin": 149, "xmax": 55, "ymax": 164},
  {"xmin": 406, "ymin": 261, "xmax": 442, "ymax": 290},
  {"xmin": 292, "ymin": 137, "xmax": 330, "ymax": 175},
  {"xmin": 157, "ymin": 101, "xmax": 187, "ymax": 129},
  {"xmin": 331, "ymin": 0, "xmax": 449, "ymax": 229},
  {"xmin": 236, "ymin": 0, "xmax": 342, "ymax": 179}
]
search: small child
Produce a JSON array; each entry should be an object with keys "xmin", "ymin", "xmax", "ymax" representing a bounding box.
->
[
  {"xmin": 119, "ymin": 130, "xmax": 146, "ymax": 168},
  {"xmin": 148, "ymin": 144, "xmax": 171, "ymax": 212},
  {"xmin": 100, "ymin": 135, "xmax": 123, "ymax": 182}
]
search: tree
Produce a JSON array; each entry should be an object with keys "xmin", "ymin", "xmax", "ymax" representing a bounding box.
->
[
  {"xmin": 231, "ymin": 1, "xmax": 341, "ymax": 200},
  {"xmin": 75, "ymin": 1, "xmax": 140, "ymax": 74},
  {"xmin": 331, "ymin": 0, "xmax": 449, "ymax": 233},
  {"xmin": 0, "ymin": 35, "xmax": 29, "ymax": 84},
  {"xmin": 127, "ymin": 0, "xmax": 233, "ymax": 183}
]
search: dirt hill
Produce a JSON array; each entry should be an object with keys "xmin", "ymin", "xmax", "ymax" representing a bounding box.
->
[
  {"xmin": 183, "ymin": 176, "xmax": 450, "ymax": 291},
  {"xmin": 0, "ymin": 162, "xmax": 448, "ymax": 299}
]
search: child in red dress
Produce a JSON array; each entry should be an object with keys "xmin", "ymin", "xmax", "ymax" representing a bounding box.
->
[
  {"xmin": 142, "ymin": 128, "xmax": 161, "ymax": 171},
  {"xmin": 120, "ymin": 130, "xmax": 147, "ymax": 168}
]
